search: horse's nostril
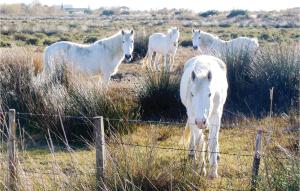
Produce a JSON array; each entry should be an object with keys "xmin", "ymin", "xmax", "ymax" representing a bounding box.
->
[
  {"xmin": 193, "ymin": 46, "xmax": 198, "ymax": 50},
  {"xmin": 125, "ymin": 55, "xmax": 131, "ymax": 59},
  {"xmin": 203, "ymin": 120, "xmax": 206, "ymax": 125}
]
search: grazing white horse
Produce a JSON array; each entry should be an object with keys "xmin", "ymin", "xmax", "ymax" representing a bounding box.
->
[
  {"xmin": 145, "ymin": 27, "xmax": 180, "ymax": 71},
  {"xmin": 43, "ymin": 30, "xmax": 134, "ymax": 86},
  {"xmin": 180, "ymin": 55, "xmax": 228, "ymax": 179},
  {"xmin": 192, "ymin": 29, "xmax": 259, "ymax": 56}
]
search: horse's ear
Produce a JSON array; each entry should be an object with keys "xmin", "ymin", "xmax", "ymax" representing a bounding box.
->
[
  {"xmin": 130, "ymin": 30, "xmax": 134, "ymax": 35},
  {"xmin": 192, "ymin": 29, "xmax": 195, "ymax": 33},
  {"xmin": 198, "ymin": 29, "xmax": 201, "ymax": 32},
  {"xmin": 191, "ymin": 71, "xmax": 196, "ymax": 81},
  {"xmin": 207, "ymin": 71, "xmax": 212, "ymax": 81},
  {"xmin": 121, "ymin": 30, "xmax": 125, "ymax": 35}
]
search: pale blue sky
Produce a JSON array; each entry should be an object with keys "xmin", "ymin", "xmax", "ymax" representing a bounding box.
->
[{"xmin": 2, "ymin": 0, "xmax": 300, "ymax": 11}]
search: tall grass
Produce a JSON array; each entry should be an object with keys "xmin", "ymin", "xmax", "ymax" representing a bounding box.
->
[
  {"xmin": 137, "ymin": 70, "xmax": 185, "ymax": 121},
  {"xmin": 221, "ymin": 43, "xmax": 299, "ymax": 116},
  {"xmin": 0, "ymin": 48, "xmax": 139, "ymax": 142}
]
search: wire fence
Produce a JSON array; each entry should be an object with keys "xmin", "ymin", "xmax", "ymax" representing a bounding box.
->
[{"xmin": 1, "ymin": 109, "xmax": 295, "ymax": 191}]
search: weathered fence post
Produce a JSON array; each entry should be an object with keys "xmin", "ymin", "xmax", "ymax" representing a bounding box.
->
[
  {"xmin": 94, "ymin": 116, "xmax": 105, "ymax": 190},
  {"xmin": 251, "ymin": 129, "xmax": 263, "ymax": 191},
  {"xmin": 8, "ymin": 109, "xmax": 17, "ymax": 191}
]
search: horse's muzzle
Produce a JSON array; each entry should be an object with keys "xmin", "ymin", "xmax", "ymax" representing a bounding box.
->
[
  {"xmin": 193, "ymin": 46, "xmax": 198, "ymax": 50},
  {"xmin": 125, "ymin": 54, "xmax": 132, "ymax": 62}
]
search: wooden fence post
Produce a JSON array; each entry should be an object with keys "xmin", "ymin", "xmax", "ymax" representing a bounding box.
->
[
  {"xmin": 8, "ymin": 109, "xmax": 17, "ymax": 191},
  {"xmin": 94, "ymin": 116, "xmax": 105, "ymax": 190},
  {"xmin": 251, "ymin": 129, "xmax": 263, "ymax": 191}
]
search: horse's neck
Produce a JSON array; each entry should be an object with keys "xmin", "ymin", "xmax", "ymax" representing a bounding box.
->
[{"xmin": 101, "ymin": 33, "xmax": 124, "ymax": 66}]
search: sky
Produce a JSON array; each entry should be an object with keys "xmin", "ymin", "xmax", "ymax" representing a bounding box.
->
[{"xmin": 2, "ymin": 0, "xmax": 300, "ymax": 11}]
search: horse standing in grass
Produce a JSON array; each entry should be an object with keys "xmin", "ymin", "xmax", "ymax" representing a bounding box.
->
[
  {"xmin": 43, "ymin": 30, "xmax": 134, "ymax": 86},
  {"xmin": 144, "ymin": 27, "xmax": 180, "ymax": 71},
  {"xmin": 180, "ymin": 55, "xmax": 228, "ymax": 179},
  {"xmin": 192, "ymin": 29, "xmax": 259, "ymax": 56}
]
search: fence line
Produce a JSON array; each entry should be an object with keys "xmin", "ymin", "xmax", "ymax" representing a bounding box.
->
[{"xmin": 3, "ymin": 109, "xmax": 292, "ymax": 191}]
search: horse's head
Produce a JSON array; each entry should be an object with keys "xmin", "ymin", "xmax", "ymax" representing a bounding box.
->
[
  {"xmin": 192, "ymin": 29, "xmax": 201, "ymax": 50},
  {"xmin": 189, "ymin": 69, "xmax": 212, "ymax": 129},
  {"xmin": 121, "ymin": 30, "xmax": 134, "ymax": 62},
  {"xmin": 168, "ymin": 27, "xmax": 180, "ymax": 47}
]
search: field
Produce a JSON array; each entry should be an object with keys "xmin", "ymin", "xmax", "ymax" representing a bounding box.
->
[{"xmin": 0, "ymin": 6, "xmax": 299, "ymax": 191}]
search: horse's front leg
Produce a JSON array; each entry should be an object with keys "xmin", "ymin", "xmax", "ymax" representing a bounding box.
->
[
  {"xmin": 207, "ymin": 112, "xmax": 221, "ymax": 179},
  {"xmin": 154, "ymin": 54, "xmax": 161, "ymax": 71}
]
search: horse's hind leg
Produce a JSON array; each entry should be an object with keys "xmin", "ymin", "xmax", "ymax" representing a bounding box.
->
[
  {"xmin": 147, "ymin": 50, "xmax": 154, "ymax": 70},
  {"xmin": 154, "ymin": 53, "xmax": 161, "ymax": 71}
]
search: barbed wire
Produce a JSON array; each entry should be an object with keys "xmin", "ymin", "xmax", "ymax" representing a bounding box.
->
[
  {"xmin": 16, "ymin": 112, "xmax": 94, "ymax": 120},
  {"xmin": 107, "ymin": 141, "xmax": 254, "ymax": 157}
]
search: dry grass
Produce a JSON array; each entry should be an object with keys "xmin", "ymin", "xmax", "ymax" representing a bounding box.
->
[{"xmin": 0, "ymin": 116, "xmax": 298, "ymax": 190}]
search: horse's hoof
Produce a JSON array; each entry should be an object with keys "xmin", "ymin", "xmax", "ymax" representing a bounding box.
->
[{"xmin": 208, "ymin": 171, "xmax": 218, "ymax": 179}]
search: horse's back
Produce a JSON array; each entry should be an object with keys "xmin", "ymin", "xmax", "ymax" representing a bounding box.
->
[{"xmin": 229, "ymin": 37, "xmax": 259, "ymax": 50}]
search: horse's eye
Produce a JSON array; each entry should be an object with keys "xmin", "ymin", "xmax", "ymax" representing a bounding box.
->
[
  {"xmin": 131, "ymin": 40, "xmax": 133, "ymax": 43},
  {"xmin": 191, "ymin": 93, "xmax": 194, "ymax": 97},
  {"xmin": 208, "ymin": 93, "xmax": 211, "ymax": 97},
  {"xmin": 122, "ymin": 41, "xmax": 125, "ymax": 43},
  {"xmin": 198, "ymin": 37, "xmax": 200, "ymax": 39}
]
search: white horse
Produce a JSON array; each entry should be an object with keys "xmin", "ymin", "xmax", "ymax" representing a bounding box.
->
[
  {"xmin": 192, "ymin": 29, "xmax": 259, "ymax": 56},
  {"xmin": 145, "ymin": 27, "xmax": 180, "ymax": 71},
  {"xmin": 43, "ymin": 30, "xmax": 134, "ymax": 86},
  {"xmin": 180, "ymin": 55, "xmax": 228, "ymax": 179}
]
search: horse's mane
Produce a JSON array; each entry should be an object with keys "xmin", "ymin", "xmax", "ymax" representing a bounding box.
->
[
  {"xmin": 167, "ymin": 27, "xmax": 179, "ymax": 36},
  {"xmin": 200, "ymin": 31, "xmax": 221, "ymax": 42}
]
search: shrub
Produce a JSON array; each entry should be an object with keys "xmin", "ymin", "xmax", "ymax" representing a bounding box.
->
[
  {"xmin": 83, "ymin": 36, "xmax": 98, "ymax": 43},
  {"xmin": 26, "ymin": 37, "xmax": 39, "ymax": 45},
  {"xmin": 101, "ymin": 10, "xmax": 114, "ymax": 16},
  {"xmin": 43, "ymin": 38, "xmax": 56, "ymax": 46},
  {"xmin": 179, "ymin": 40, "xmax": 192, "ymax": 47},
  {"xmin": 227, "ymin": 9, "xmax": 249, "ymax": 18},
  {"xmin": 199, "ymin": 10, "xmax": 219, "ymax": 17},
  {"xmin": 137, "ymin": 70, "xmax": 185, "ymax": 121},
  {"xmin": 132, "ymin": 33, "xmax": 149, "ymax": 61},
  {"xmin": 0, "ymin": 48, "xmax": 139, "ymax": 143},
  {"xmin": 0, "ymin": 40, "xmax": 11, "ymax": 47},
  {"xmin": 249, "ymin": 43, "xmax": 300, "ymax": 114},
  {"xmin": 14, "ymin": 33, "xmax": 28, "ymax": 41},
  {"xmin": 221, "ymin": 43, "xmax": 299, "ymax": 116}
]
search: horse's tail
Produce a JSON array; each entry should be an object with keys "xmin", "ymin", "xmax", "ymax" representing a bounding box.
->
[
  {"xmin": 43, "ymin": 46, "xmax": 52, "ymax": 76},
  {"xmin": 179, "ymin": 121, "xmax": 191, "ymax": 146},
  {"xmin": 251, "ymin": 38, "xmax": 259, "ymax": 48}
]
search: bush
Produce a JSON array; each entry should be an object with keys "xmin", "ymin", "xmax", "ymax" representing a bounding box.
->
[
  {"xmin": 221, "ymin": 43, "xmax": 299, "ymax": 116},
  {"xmin": 0, "ymin": 48, "xmax": 139, "ymax": 143},
  {"xmin": 83, "ymin": 36, "xmax": 98, "ymax": 43},
  {"xmin": 132, "ymin": 33, "xmax": 149, "ymax": 61},
  {"xmin": 101, "ymin": 10, "xmax": 114, "ymax": 16},
  {"xmin": 0, "ymin": 40, "xmax": 11, "ymax": 47},
  {"xmin": 14, "ymin": 33, "xmax": 28, "ymax": 41},
  {"xmin": 137, "ymin": 70, "xmax": 185, "ymax": 121},
  {"xmin": 227, "ymin": 9, "xmax": 249, "ymax": 18},
  {"xmin": 43, "ymin": 38, "xmax": 56, "ymax": 46},
  {"xmin": 250, "ymin": 43, "xmax": 300, "ymax": 114},
  {"xmin": 26, "ymin": 37, "xmax": 39, "ymax": 45},
  {"xmin": 199, "ymin": 10, "xmax": 219, "ymax": 17},
  {"xmin": 179, "ymin": 40, "xmax": 192, "ymax": 47}
]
